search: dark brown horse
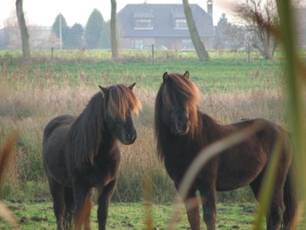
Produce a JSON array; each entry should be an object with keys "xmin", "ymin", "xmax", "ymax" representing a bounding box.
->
[
  {"xmin": 43, "ymin": 83, "xmax": 141, "ymax": 230},
  {"xmin": 154, "ymin": 71, "xmax": 297, "ymax": 230}
]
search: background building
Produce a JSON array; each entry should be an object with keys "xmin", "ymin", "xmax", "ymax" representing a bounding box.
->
[{"xmin": 117, "ymin": 3, "xmax": 214, "ymax": 50}]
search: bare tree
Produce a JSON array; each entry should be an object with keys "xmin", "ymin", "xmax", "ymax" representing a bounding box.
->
[
  {"xmin": 237, "ymin": 0, "xmax": 278, "ymax": 60},
  {"xmin": 16, "ymin": 0, "xmax": 30, "ymax": 59},
  {"xmin": 182, "ymin": 0, "xmax": 209, "ymax": 61},
  {"xmin": 215, "ymin": 14, "xmax": 246, "ymax": 51},
  {"xmin": 110, "ymin": 0, "xmax": 119, "ymax": 60}
]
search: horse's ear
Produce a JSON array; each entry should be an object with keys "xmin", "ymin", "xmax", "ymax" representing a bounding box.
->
[
  {"xmin": 98, "ymin": 85, "xmax": 107, "ymax": 97},
  {"xmin": 128, "ymin": 82, "xmax": 136, "ymax": 90},
  {"xmin": 163, "ymin": 72, "xmax": 168, "ymax": 82},
  {"xmin": 183, "ymin": 71, "xmax": 190, "ymax": 79}
]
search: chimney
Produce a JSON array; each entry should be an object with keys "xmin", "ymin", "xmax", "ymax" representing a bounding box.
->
[{"xmin": 207, "ymin": 0, "xmax": 213, "ymax": 25}]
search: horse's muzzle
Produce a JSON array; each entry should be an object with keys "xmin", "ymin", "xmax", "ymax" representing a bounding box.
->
[{"xmin": 121, "ymin": 131, "xmax": 137, "ymax": 145}]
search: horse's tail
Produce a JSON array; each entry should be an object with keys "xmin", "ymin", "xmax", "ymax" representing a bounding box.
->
[{"xmin": 283, "ymin": 168, "xmax": 298, "ymax": 229}]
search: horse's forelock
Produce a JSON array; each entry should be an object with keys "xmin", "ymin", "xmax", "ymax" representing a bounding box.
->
[
  {"xmin": 162, "ymin": 74, "xmax": 201, "ymax": 136},
  {"xmin": 107, "ymin": 85, "xmax": 142, "ymax": 120}
]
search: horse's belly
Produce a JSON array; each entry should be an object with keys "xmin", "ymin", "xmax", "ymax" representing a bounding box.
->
[
  {"xmin": 216, "ymin": 151, "xmax": 267, "ymax": 191},
  {"xmin": 217, "ymin": 170, "xmax": 260, "ymax": 191}
]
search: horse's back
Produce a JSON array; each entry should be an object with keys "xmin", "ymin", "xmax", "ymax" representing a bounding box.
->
[
  {"xmin": 43, "ymin": 115, "xmax": 75, "ymax": 185},
  {"xmin": 216, "ymin": 118, "xmax": 291, "ymax": 191},
  {"xmin": 233, "ymin": 118, "xmax": 288, "ymax": 146},
  {"xmin": 43, "ymin": 115, "xmax": 75, "ymax": 141}
]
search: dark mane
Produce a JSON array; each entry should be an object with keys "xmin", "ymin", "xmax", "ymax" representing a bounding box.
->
[
  {"xmin": 154, "ymin": 73, "xmax": 201, "ymax": 159},
  {"xmin": 69, "ymin": 92, "xmax": 105, "ymax": 167}
]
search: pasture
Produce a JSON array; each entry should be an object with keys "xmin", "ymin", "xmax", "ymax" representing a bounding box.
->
[
  {"xmin": 0, "ymin": 201, "xmax": 256, "ymax": 229},
  {"xmin": 0, "ymin": 50, "xmax": 286, "ymax": 228}
]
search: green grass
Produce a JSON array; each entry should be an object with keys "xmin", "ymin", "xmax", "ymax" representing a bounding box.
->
[
  {"xmin": 1, "ymin": 50, "xmax": 281, "ymax": 93},
  {"xmin": 0, "ymin": 201, "xmax": 255, "ymax": 229}
]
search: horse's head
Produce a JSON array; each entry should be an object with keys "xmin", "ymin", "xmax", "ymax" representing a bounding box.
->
[
  {"xmin": 99, "ymin": 83, "xmax": 141, "ymax": 145},
  {"xmin": 155, "ymin": 71, "xmax": 200, "ymax": 136}
]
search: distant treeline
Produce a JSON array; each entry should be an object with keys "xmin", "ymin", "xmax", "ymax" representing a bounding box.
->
[{"xmin": 52, "ymin": 9, "xmax": 110, "ymax": 49}]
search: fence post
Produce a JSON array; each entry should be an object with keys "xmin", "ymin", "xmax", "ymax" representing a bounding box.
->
[
  {"xmin": 51, "ymin": 47, "xmax": 54, "ymax": 59},
  {"xmin": 151, "ymin": 44, "xmax": 155, "ymax": 64},
  {"xmin": 247, "ymin": 44, "xmax": 251, "ymax": 63}
]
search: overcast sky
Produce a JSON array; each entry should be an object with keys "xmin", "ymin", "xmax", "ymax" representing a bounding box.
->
[{"xmin": 0, "ymin": 0, "xmax": 235, "ymax": 28}]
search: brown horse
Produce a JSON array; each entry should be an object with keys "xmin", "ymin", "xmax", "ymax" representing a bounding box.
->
[
  {"xmin": 154, "ymin": 71, "xmax": 297, "ymax": 230},
  {"xmin": 43, "ymin": 83, "xmax": 141, "ymax": 230}
]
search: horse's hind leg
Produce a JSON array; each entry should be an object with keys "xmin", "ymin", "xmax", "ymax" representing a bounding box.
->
[
  {"xmin": 268, "ymin": 150, "xmax": 292, "ymax": 230},
  {"xmin": 48, "ymin": 179, "xmax": 65, "ymax": 230},
  {"xmin": 267, "ymin": 187, "xmax": 285, "ymax": 230},
  {"xmin": 251, "ymin": 169, "xmax": 286, "ymax": 230},
  {"xmin": 63, "ymin": 187, "xmax": 73, "ymax": 230},
  {"xmin": 250, "ymin": 172, "xmax": 264, "ymax": 200}
]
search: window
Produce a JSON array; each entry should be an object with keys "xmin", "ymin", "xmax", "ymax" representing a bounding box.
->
[
  {"xmin": 134, "ymin": 40, "xmax": 144, "ymax": 49},
  {"xmin": 134, "ymin": 19, "xmax": 153, "ymax": 30},
  {"xmin": 175, "ymin": 19, "xmax": 188, "ymax": 30}
]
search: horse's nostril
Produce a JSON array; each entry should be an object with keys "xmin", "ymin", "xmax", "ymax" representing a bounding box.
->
[
  {"xmin": 178, "ymin": 121, "xmax": 187, "ymax": 130},
  {"xmin": 128, "ymin": 132, "xmax": 136, "ymax": 142}
]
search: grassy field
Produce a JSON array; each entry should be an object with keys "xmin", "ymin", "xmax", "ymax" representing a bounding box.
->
[
  {"xmin": 0, "ymin": 51, "xmax": 285, "ymax": 200},
  {"xmin": 1, "ymin": 52, "xmax": 280, "ymax": 93},
  {"xmin": 0, "ymin": 50, "xmax": 289, "ymax": 228},
  {"xmin": 0, "ymin": 201, "xmax": 256, "ymax": 229}
]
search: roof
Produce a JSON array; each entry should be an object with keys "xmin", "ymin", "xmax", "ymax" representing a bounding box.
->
[{"xmin": 117, "ymin": 4, "xmax": 214, "ymax": 38}]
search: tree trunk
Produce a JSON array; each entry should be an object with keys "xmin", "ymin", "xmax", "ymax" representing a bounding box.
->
[
  {"xmin": 265, "ymin": 33, "xmax": 275, "ymax": 60},
  {"xmin": 110, "ymin": 0, "xmax": 119, "ymax": 60},
  {"xmin": 182, "ymin": 0, "xmax": 209, "ymax": 61},
  {"xmin": 16, "ymin": 0, "xmax": 30, "ymax": 60},
  {"xmin": 260, "ymin": 32, "xmax": 275, "ymax": 60}
]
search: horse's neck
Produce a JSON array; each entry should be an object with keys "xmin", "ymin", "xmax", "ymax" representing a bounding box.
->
[
  {"xmin": 98, "ymin": 129, "xmax": 117, "ymax": 155},
  {"xmin": 200, "ymin": 112, "xmax": 233, "ymax": 144},
  {"xmin": 200, "ymin": 112, "xmax": 224, "ymax": 144}
]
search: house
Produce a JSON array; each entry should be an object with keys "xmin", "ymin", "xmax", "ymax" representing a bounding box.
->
[
  {"xmin": 296, "ymin": 8, "xmax": 306, "ymax": 48},
  {"xmin": 0, "ymin": 28, "xmax": 8, "ymax": 48},
  {"xmin": 117, "ymin": 2, "xmax": 214, "ymax": 50},
  {"xmin": 0, "ymin": 26, "xmax": 54, "ymax": 49}
]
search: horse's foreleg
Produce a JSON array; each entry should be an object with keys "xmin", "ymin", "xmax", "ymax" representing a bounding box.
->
[
  {"xmin": 176, "ymin": 181, "xmax": 201, "ymax": 230},
  {"xmin": 184, "ymin": 193, "xmax": 201, "ymax": 230},
  {"xmin": 82, "ymin": 195, "xmax": 92, "ymax": 230},
  {"xmin": 199, "ymin": 186, "xmax": 216, "ymax": 230},
  {"xmin": 72, "ymin": 184, "xmax": 91, "ymax": 230},
  {"xmin": 97, "ymin": 180, "xmax": 116, "ymax": 230}
]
